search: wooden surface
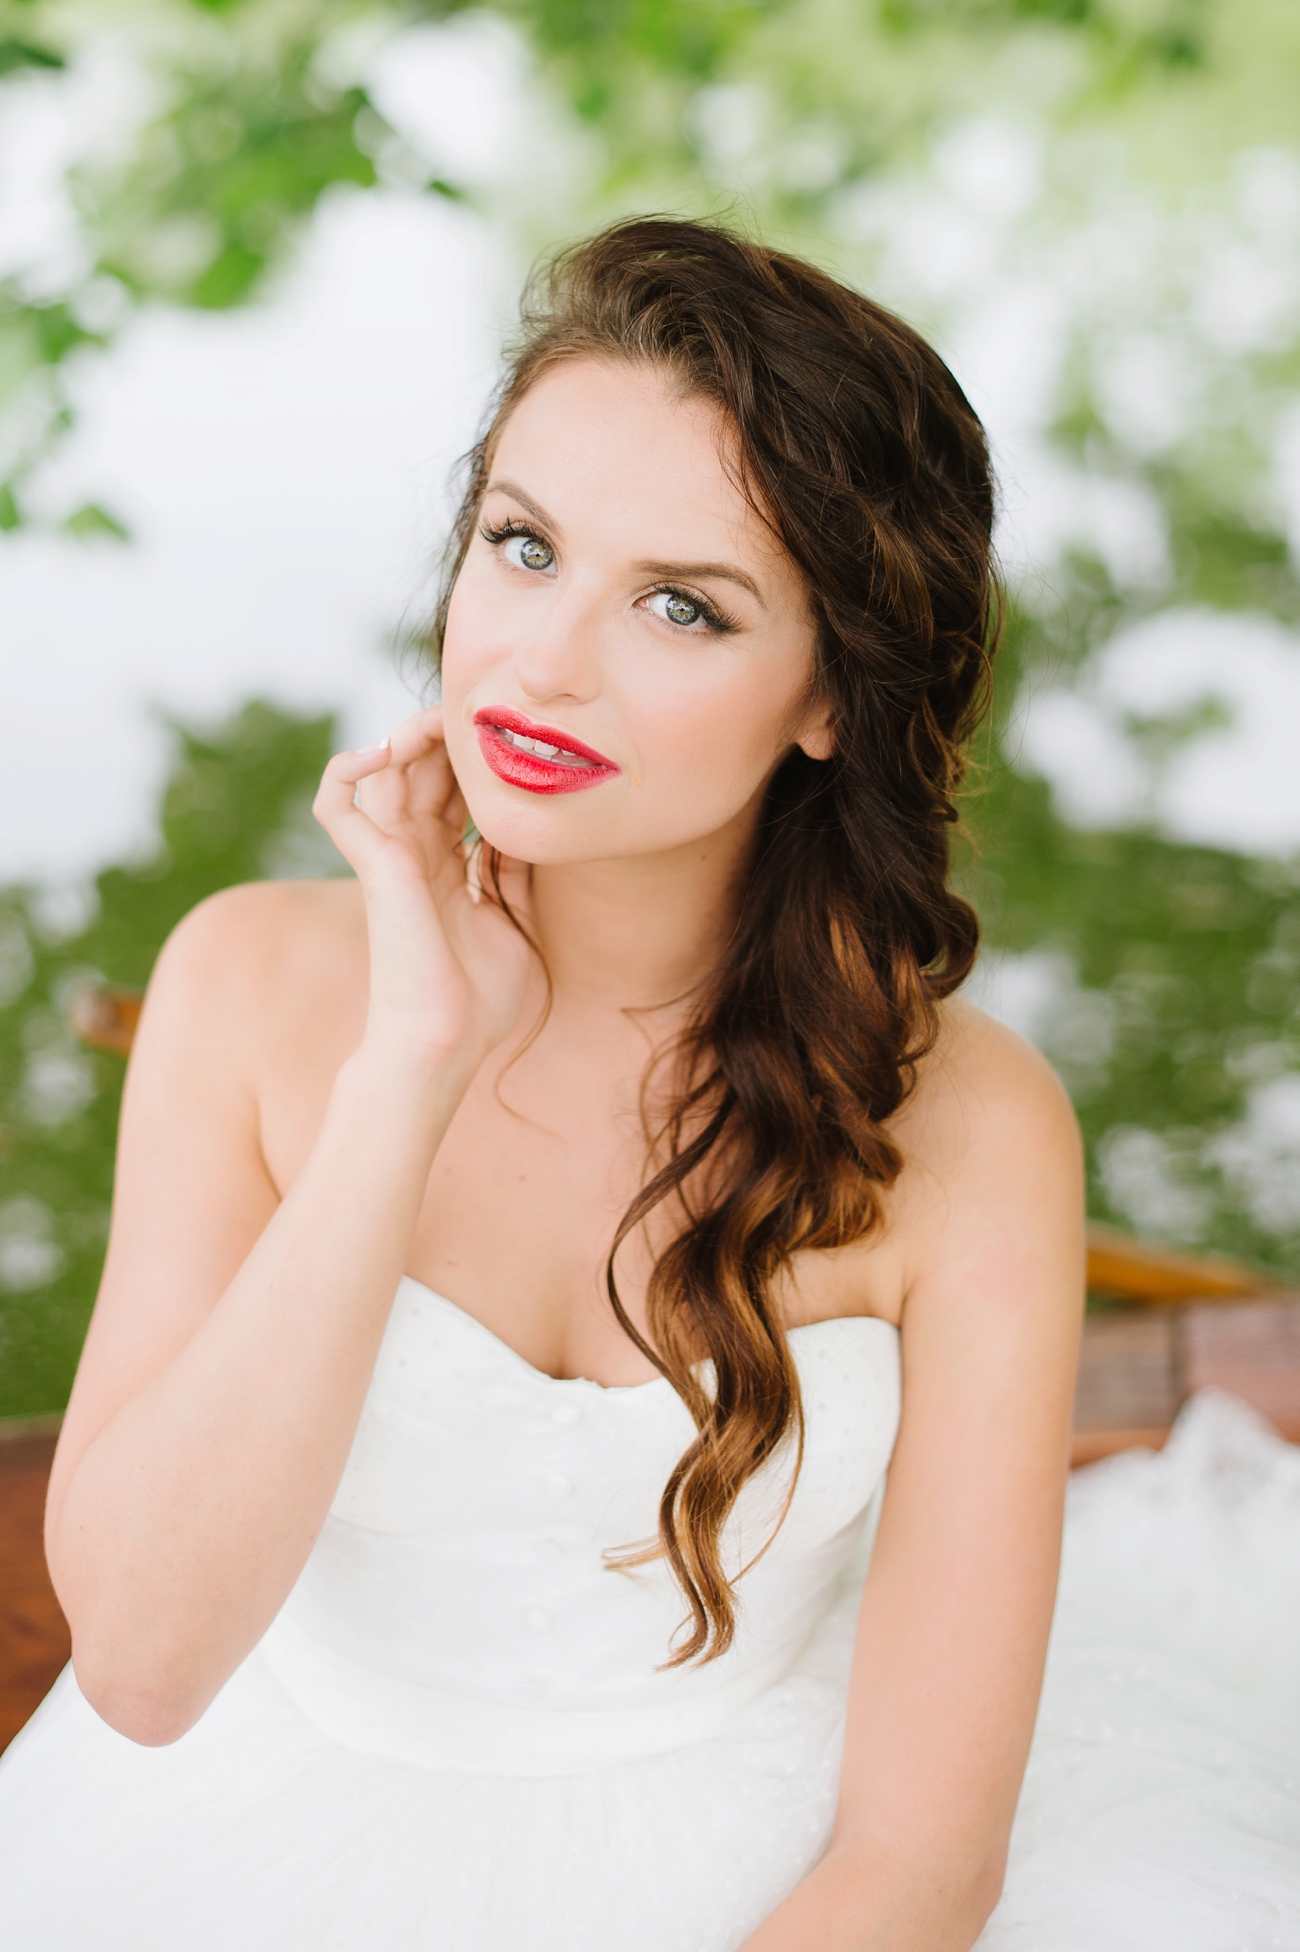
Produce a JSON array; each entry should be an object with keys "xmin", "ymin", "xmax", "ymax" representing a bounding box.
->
[
  {"xmin": 68, "ymin": 983, "xmax": 141, "ymax": 1059},
  {"xmin": 0, "ymin": 1429, "xmax": 69, "ymax": 1757},
  {"xmin": 1072, "ymin": 1294, "xmax": 1300, "ymax": 1460},
  {"xmin": 1074, "ymin": 1310, "xmax": 1180, "ymax": 1433},
  {"xmin": 1182, "ymin": 1297, "xmax": 1300, "ymax": 1431},
  {"xmin": 1085, "ymin": 1222, "xmax": 1274, "ymax": 1305}
]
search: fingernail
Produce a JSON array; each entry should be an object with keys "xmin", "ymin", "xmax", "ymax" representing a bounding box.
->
[{"xmin": 355, "ymin": 740, "xmax": 390, "ymax": 757}]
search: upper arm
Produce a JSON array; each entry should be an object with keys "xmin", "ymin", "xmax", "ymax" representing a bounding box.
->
[
  {"xmin": 836, "ymin": 1009, "xmax": 1085, "ymax": 1885},
  {"xmin": 46, "ymin": 885, "xmax": 295, "ymax": 1542}
]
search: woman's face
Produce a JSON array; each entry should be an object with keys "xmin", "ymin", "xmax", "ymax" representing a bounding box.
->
[{"xmin": 440, "ymin": 357, "xmax": 829, "ymax": 867}]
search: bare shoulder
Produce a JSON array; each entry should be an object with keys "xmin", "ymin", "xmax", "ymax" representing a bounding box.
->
[
  {"xmin": 884, "ymin": 994, "xmax": 1084, "ymax": 1277},
  {"xmin": 140, "ymin": 877, "xmax": 367, "ymax": 1079},
  {"xmin": 795, "ymin": 996, "xmax": 1083, "ymax": 1331},
  {"xmin": 158, "ymin": 876, "xmax": 364, "ymax": 981},
  {"xmin": 901, "ymin": 994, "xmax": 1079, "ymax": 1163}
]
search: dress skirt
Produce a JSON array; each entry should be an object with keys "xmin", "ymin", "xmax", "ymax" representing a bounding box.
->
[{"xmin": 1, "ymin": 1389, "xmax": 1299, "ymax": 1951}]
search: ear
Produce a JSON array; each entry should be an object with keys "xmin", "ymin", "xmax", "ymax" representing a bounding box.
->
[{"xmin": 794, "ymin": 703, "xmax": 835, "ymax": 762}]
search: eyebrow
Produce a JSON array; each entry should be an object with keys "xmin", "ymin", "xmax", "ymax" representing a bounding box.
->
[
  {"xmin": 633, "ymin": 557, "xmax": 762, "ymax": 603},
  {"xmin": 484, "ymin": 478, "xmax": 557, "ymax": 532},
  {"xmin": 483, "ymin": 478, "xmax": 763, "ymax": 605}
]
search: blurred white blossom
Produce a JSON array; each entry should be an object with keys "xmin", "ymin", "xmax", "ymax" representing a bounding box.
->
[
  {"xmin": 1208, "ymin": 1076, "xmax": 1300, "ymax": 1235},
  {"xmin": 1099, "ymin": 1127, "xmax": 1213, "ymax": 1242},
  {"xmin": 0, "ymin": 1197, "xmax": 64, "ymax": 1292},
  {"xmin": 967, "ymin": 947, "xmax": 1115, "ymax": 1090},
  {"xmin": 1014, "ymin": 609, "xmax": 1300, "ymax": 852}
]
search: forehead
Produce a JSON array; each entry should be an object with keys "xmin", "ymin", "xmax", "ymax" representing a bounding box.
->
[{"xmin": 488, "ymin": 357, "xmax": 785, "ymax": 572}]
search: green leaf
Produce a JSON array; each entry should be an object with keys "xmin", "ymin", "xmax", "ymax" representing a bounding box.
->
[
  {"xmin": 0, "ymin": 39, "xmax": 64, "ymax": 76},
  {"xmin": 189, "ymin": 238, "xmax": 265, "ymax": 309},
  {"xmin": 62, "ymin": 503, "xmax": 130, "ymax": 542}
]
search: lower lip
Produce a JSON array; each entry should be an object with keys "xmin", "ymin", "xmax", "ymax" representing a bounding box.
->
[{"xmin": 476, "ymin": 725, "xmax": 620, "ymax": 796}]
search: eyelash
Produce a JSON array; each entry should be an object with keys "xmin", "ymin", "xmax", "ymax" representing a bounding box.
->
[{"xmin": 478, "ymin": 517, "xmax": 739, "ymax": 636}]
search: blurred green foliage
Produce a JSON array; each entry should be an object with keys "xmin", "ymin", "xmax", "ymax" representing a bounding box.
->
[
  {"xmin": 3, "ymin": 0, "xmax": 1298, "ymax": 521},
  {"xmin": 966, "ymin": 614, "xmax": 1300, "ymax": 1270},
  {"xmin": 3, "ymin": 0, "xmax": 1300, "ymax": 1414},
  {"xmin": 0, "ymin": 704, "xmax": 337, "ymax": 1417},
  {"xmin": 103, "ymin": 58, "xmax": 380, "ymax": 313}
]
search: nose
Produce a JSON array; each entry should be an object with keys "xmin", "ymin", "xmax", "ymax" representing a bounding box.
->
[{"xmin": 511, "ymin": 579, "xmax": 604, "ymax": 707}]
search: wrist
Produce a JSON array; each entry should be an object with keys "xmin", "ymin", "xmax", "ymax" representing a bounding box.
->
[{"xmin": 336, "ymin": 1036, "xmax": 482, "ymax": 1112}]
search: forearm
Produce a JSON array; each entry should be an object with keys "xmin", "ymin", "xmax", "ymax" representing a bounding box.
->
[
  {"xmin": 50, "ymin": 1045, "xmax": 471, "ymax": 1740},
  {"xmin": 737, "ymin": 1836, "xmax": 1002, "ymax": 1952}
]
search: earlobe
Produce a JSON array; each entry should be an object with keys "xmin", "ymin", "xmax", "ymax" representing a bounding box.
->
[{"xmin": 796, "ymin": 721, "xmax": 835, "ymax": 762}]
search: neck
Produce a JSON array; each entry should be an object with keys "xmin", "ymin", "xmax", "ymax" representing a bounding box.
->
[{"xmin": 525, "ymin": 813, "xmax": 755, "ymax": 1024}]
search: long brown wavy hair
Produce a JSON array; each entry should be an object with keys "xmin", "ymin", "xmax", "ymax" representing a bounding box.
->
[{"xmin": 432, "ymin": 217, "xmax": 999, "ymax": 1665}]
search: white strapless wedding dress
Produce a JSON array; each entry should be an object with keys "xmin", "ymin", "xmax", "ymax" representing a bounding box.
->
[{"xmin": 2, "ymin": 1277, "xmax": 1300, "ymax": 1950}]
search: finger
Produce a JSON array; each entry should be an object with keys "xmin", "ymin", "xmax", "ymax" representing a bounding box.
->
[
  {"xmin": 349, "ymin": 707, "xmax": 437, "ymax": 787},
  {"xmin": 429, "ymin": 797, "xmax": 476, "ymax": 909},
  {"xmin": 403, "ymin": 742, "xmax": 463, "ymax": 835},
  {"xmin": 385, "ymin": 706, "xmax": 445, "ymax": 770},
  {"xmin": 361, "ymin": 709, "xmax": 456, "ymax": 831},
  {"xmin": 368, "ymin": 757, "xmax": 464, "ymax": 875},
  {"xmin": 312, "ymin": 743, "xmax": 397, "ymax": 872},
  {"xmin": 332, "ymin": 740, "xmax": 392, "ymax": 786}
]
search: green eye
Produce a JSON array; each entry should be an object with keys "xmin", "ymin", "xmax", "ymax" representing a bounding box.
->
[
  {"xmin": 648, "ymin": 589, "xmax": 707, "ymax": 629},
  {"xmin": 504, "ymin": 532, "xmax": 555, "ymax": 573}
]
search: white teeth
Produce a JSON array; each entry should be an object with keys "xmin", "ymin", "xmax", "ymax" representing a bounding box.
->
[{"xmin": 503, "ymin": 728, "xmax": 570, "ymax": 761}]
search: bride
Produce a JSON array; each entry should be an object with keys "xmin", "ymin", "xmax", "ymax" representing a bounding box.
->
[{"xmin": 2, "ymin": 217, "xmax": 1298, "ymax": 1951}]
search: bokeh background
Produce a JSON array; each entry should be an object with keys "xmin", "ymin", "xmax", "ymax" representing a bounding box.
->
[{"xmin": 3, "ymin": 0, "xmax": 1300, "ymax": 1418}]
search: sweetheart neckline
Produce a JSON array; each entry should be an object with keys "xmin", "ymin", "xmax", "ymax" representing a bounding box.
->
[{"xmin": 398, "ymin": 1274, "xmax": 899, "ymax": 1398}]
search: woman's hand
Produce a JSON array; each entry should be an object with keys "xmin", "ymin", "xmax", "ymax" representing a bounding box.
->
[{"xmin": 313, "ymin": 707, "xmax": 534, "ymax": 1070}]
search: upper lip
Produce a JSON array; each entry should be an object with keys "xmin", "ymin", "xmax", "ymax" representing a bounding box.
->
[{"xmin": 473, "ymin": 707, "xmax": 619, "ymax": 771}]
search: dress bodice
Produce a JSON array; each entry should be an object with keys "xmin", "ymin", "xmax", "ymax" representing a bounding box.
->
[{"xmin": 261, "ymin": 1277, "xmax": 901, "ymax": 1774}]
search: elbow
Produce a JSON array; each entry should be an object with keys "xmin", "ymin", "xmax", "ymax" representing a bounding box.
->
[
  {"xmin": 71, "ymin": 1647, "xmax": 208, "ymax": 1748},
  {"xmin": 967, "ymin": 1846, "xmax": 1008, "ymax": 1938}
]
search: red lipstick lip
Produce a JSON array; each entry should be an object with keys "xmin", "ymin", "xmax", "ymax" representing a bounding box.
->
[
  {"xmin": 473, "ymin": 708, "xmax": 618, "ymax": 771},
  {"xmin": 472, "ymin": 707, "xmax": 621, "ymax": 797}
]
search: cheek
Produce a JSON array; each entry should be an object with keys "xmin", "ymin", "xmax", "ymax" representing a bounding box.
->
[
  {"xmin": 623, "ymin": 652, "xmax": 809, "ymax": 807},
  {"xmin": 437, "ymin": 562, "xmax": 515, "ymax": 706},
  {"xmin": 440, "ymin": 565, "xmax": 497, "ymax": 691},
  {"xmin": 438, "ymin": 570, "xmax": 503, "ymax": 767}
]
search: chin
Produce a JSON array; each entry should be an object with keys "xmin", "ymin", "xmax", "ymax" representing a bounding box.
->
[{"xmin": 460, "ymin": 782, "xmax": 624, "ymax": 868}]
